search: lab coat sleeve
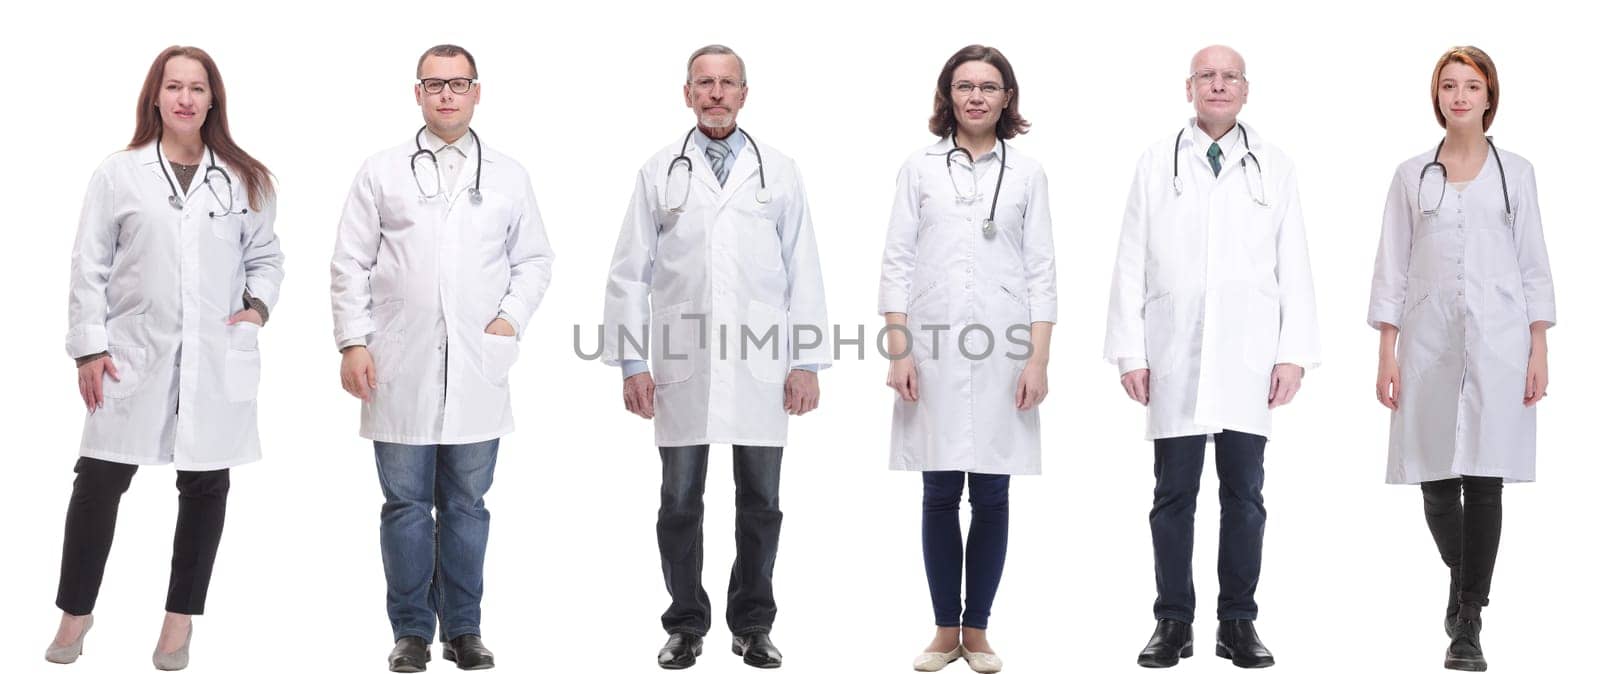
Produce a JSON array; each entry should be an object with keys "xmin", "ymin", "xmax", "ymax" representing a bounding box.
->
[
  {"xmin": 781, "ymin": 165, "xmax": 831, "ymax": 370},
  {"xmin": 1272, "ymin": 160, "xmax": 1320, "ymax": 368},
  {"xmin": 330, "ymin": 160, "xmax": 382, "ymax": 349},
  {"xmin": 497, "ymin": 177, "xmax": 555, "ymax": 338},
  {"xmin": 876, "ymin": 160, "xmax": 919, "ymax": 314},
  {"xmin": 1514, "ymin": 165, "xmax": 1556, "ymax": 326},
  {"xmin": 1367, "ymin": 166, "xmax": 1412, "ymax": 330},
  {"xmin": 1102, "ymin": 153, "xmax": 1151, "ymax": 364},
  {"xmin": 65, "ymin": 166, "xmax": 116, "ymax": 359},
  {"xmin": 241, "ymin": 192, "xmax": 285, "ymax": 313},
  {"xmin": 601, "ymin": 168, "xmax": 658, "ymax": 366},
  {"xmin": 1022, "ymin": 167, "xmax": 1058, "ymax": 323}
]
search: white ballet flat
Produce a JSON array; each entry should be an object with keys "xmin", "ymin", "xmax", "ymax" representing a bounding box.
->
[
  {"xmin": 960, "ymin": 645, "xmax": 1003, "ymax": 673},
  {"xmin": 912, "ymin": 646, "xmax": 962, "ymax": 671}
]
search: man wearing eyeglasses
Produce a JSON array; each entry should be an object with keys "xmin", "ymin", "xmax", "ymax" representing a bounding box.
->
[
  {"xmin": 330, "ymin": 43, "xmax": 554, "ymax": 673},
  {"xmin": 1103, "ymin": 45, "xmax": 1319, "ymax": 669},
  {"xmin": 602, "ymin": 44, "xmax": 829, "ymax": 670}
]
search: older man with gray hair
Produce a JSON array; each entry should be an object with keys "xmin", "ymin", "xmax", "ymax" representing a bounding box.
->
[
  {"xmin": 1103, "ymin": 45, "xmax": 1320, "ymax": 669},
  {"xmin": 602, "ymin": 44, "xmax": 830, "ymax": 670}
]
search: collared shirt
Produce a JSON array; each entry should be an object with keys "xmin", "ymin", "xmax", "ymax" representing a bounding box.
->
[
  {"xmin": 691, "ymin": 126, "xmax": 747, "ymax": 170},
  {"xmin": 1194, "ymin": 119, "xmax": 1243, "ymax": 177},
  {"xmin": 421, "ymin": 127, "xmax": 477, "ymax": 195}
]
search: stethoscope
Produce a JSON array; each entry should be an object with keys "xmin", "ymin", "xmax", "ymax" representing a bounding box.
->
[
  {"xmin": 156, "ymin": 135, "xmax": 246, "ymax": 219},
  {"xmin": 1171, "ymin": 124, "xmax": 1268, "ymax": 207},
  {"xmin": 410, "ymin": 126, "xmax": 483, "ymax": 204},
  {"xmin": 662, "ymin": 127, "xmax": 769, "ymax": 213},
  {"xmin": 1419, "ymin": 137, "xmax": 1512, "ymax": 225},
  {"xmin": 945, "ymin": 138, "xmax": 1007, "ymax": 239}
]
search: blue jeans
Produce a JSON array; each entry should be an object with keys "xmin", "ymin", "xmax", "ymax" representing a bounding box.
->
[
  {"xmin": 1149, "ymin": 431, "xmax": 1266, "ymax": 623},
  {"xmin": 374, "ymin": 439, "xmax": 499, "ymax": 642},
  {"xmin": 922, "ymin": 471, "xmax": 1010, "ymax": 629}
]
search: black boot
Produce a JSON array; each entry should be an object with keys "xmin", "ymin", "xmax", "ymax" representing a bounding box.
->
[
  {"xmin": 1136, "ymin": 619, "xmax": 1193, "ymax": 668},
  {"xmin": 1444, "ymin": 604, "xmax": 1487, "ymax": 671},
  {"xmin": 1445, "ymin": 567, "xmax": 1462, "ymax": 638},
  {"xmin": 1215, "ymin": 620, "xmax": 1275, "ymax": 668}
]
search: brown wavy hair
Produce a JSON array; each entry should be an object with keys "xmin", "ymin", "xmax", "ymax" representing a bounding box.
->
[
  {"xmin": 1432, "ymin": 46, "xmax": 1499, "ymax": 131},
  {"xmin": 928, "ymin": 45, "xmax": 1030, "ymax": 140},
  {"xmin": 129, "ymin": 46, "xmax": 273, "ymax": 211}
]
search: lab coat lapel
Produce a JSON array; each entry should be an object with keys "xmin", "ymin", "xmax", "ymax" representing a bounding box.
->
[
  {"xmin": 719, "ymin": 146, "xmax": 760, "ymax": 208},
  {"xmin": 684, "ymin": 141, "xmax": 724, "ymax": 197}
]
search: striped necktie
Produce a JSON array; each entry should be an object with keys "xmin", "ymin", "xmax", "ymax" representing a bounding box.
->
[{"xmin": 705, "ymin": 137, "xmax": 732, "ymax": 185}]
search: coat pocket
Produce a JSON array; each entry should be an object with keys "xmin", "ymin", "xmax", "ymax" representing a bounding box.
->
[
  {"xmin": 744, "ymin": 300, "xmax": 790, "ymax": 384},
  {"xmin": 224, "ymin": 322, "xmax": 261, "ymax": 403},
  {"xmin": 209, "ymin": 210, "xmax": 244, "ymax": 244},
  {"xmin": 481, "ymin": 333, "xmax": 520, "ymax": 386},
  {"xmin": 102, "ymin": 314, "xmax": 150, "ymax": 399},
  {"xmin": 369, "ymin": 300, "xmax": 406, "ymax": 385},
  {"xmin": 650, "ymin": 301, "xmax": 699, "ymax": 386},
  {"xmin": 1485, "ymin": 283, "xmax": 1532, "ymax": 371},
  {"xmin": 1142, "ymin": 292, "xmax": 1176, "ymax": 377},
  {"xmin": 1243, "ymin": 288, "xmax": 1281, "ymax": 375}
]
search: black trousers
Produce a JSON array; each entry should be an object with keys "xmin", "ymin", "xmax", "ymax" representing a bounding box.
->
[
  {"xmin": 1421, "ymin": 476, "xmax": 1503, "ymax": 612},
  {"xmin": 1150, "ymin": 431, "xmax": 1267, "ymax": 623},
  {"xmin": 657, "ymin": 445, "xmax": 783, "ymax": 636},
  {"xmin": 55, "ymin": 457, "xmax": 231, "ymax": 616}
]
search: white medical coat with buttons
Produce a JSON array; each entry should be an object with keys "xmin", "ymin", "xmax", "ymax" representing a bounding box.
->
[
  {"xmin": 1368, "ymin": 147, "xmax": 1554, "ymax": 484},
  {"xmin": 1104, "ymin": 121, "xmax": 1320, "ymax": 441},
  {"xmin": 602, "ymin": 132, "xmax": 830, "ymax": 448},
  {"xmin": 878, "ymin": 139, "xmax": 1057, "ymax": 475},
  {"xmin": 66, "ymin": 144, "xmax": 285, "ymax": 470},
  {"xmin": 330, "ymin": 137, "xmax": 554, "ymax": 445}
]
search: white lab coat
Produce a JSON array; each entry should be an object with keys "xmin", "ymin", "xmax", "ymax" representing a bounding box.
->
[
  {"xmin": 877, "ymin": 139, "xmax": 1056, "ymax": 475},
  {"xmin": 1104, "ymin": 121, "xmax": 1320, "ymax": 441},
  {"xmin": 330, "ymin": 135, "xmax": 554, "ymax": 445},
  {"xmin": 66, "ymin": 144, "xmax": 285, "ymax": 470},
  {"xmin": 602, "ymin": 132, "xmax": 830, "ymax": 448},
  {"xmin": 1368, "ymin": 147, "xmax": 1554, "ymax": 484}
]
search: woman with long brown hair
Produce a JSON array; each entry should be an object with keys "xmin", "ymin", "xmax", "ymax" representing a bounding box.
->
[
  {"xmin": 45, "ymin": 45, "xmax": 283, "ymax": 670},
  {"xmin": 878, "ymin": 44, "xmax": 1056, "ymax": 673}
]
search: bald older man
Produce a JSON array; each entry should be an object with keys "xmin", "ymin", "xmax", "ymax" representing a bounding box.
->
[{"xmin": 1103, "ymin": 45, "xmax": 1320, "ymax": 669}]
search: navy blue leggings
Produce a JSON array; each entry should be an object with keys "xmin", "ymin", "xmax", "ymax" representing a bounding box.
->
[{"xmin": 922, "ymin": 471, "xmax": 1010, "ymax": 629}]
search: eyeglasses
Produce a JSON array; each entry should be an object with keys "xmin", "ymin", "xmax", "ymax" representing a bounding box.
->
[
  {"xmin": 690, "ymin": 76, "xmax": 746, "ymax": 92},
  {"xmin": 952, "ymin": 81, "xmax": 1005, "ymax": 97},
  {"xmin": 1191, "ymin": 70, "xmax": 1247, "ymax": 88},
  {"xmin": 419, "ymin": 78, "xmax": 476, "ymax": 95}
]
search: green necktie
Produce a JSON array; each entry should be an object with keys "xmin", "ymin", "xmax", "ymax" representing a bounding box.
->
[{"xmin": 1207, "ymin": 142, "xmax": 1223, "ymax": 177}]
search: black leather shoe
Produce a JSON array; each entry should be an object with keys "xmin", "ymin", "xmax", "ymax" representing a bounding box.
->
[
  {"xmin": 1137, "ymin": 619, "xmax": 1194, "ymax": 668},
  {"xmin": 1215, "ymin": 620, "xmax": 1275, "ymax": 668},
  {"xmin": 732, "ymin": 632, "xmax": 783, "ymax": 669},
  {"xmin": 443, "ymin": 634, "xmax": 495, "ymax": 670},
  {"xmin": 388, "ymin": 636, "xmax": 431, "ymax": 673},
  {"xmin": 658, "ymin": 633, "xmax": 703, "ymax": 670},
  {"xmin": 1444, "ymin": 605, "xmax": 1487, "ymax": 671}
]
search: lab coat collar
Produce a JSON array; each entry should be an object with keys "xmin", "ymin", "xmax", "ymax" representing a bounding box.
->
[
  {"xmin": 421, "ymin": 127, "xmax": 489, "ymax": 161},
  {"xmin": 925, "ymin": 136, "xmax": 1015, "ymax": 168},
  {"xmin": 138, "ymin": 140, "xmax": 214, "ymax": 201},
  {"xmin": 1185, "ymin": 118, "xmax": 1246, "ymax": 160}
]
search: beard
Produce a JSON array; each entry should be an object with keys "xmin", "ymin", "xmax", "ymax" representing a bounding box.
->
[{"xmin": 697, "ymin": 111, "xmax": 735, "ymax": 129}]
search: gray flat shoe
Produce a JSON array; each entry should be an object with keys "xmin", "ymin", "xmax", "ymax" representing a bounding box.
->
[
  {"xmin": 152, "ymin": 623, "xmax": 192, "ymax": 671},
  {"xmin": 45, "ymin": 614, "xmax": 94, "ymax": 664}
]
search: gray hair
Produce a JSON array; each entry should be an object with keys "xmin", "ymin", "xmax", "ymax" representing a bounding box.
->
[{"xmin": 685, "ymin": 44, "xmax": 747, "ymax": 83}]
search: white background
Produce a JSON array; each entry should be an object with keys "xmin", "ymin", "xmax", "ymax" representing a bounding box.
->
[{"xmin": 2, "ymin": 0, "xmax": 1594, "ymax": 672}]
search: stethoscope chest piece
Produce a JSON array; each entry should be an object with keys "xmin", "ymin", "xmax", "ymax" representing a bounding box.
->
[
  {"xmin": 981, "ymin": 219, "xmax": 996, "ymax": 239},
  {"xmin": 756, "ymin": 188, "xmax": 771, "ymax": 204},
  {"xmin": 167, "ymin": 195, "xmax": 183, "ymax": 210},
  {"xmin": 470, "ymin": 188, "xmax": 484, "ymax": 205}
]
